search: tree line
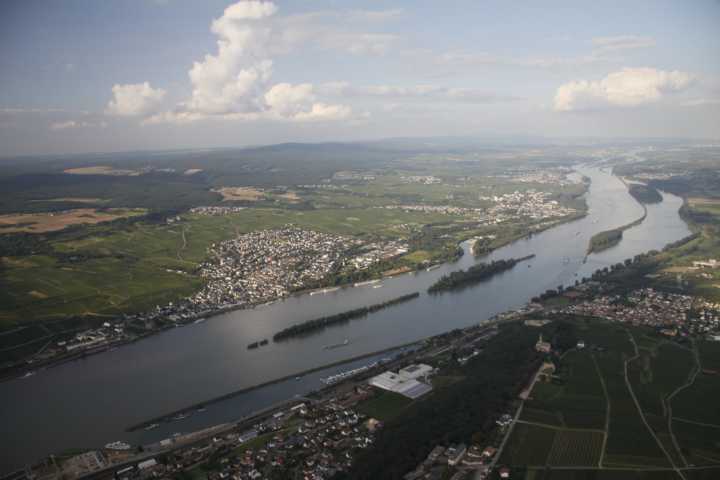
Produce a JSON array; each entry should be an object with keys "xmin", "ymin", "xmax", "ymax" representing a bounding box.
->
[
  {"xmin": 273, "ymin": 292, "xmax": 420, "ymax": 341},
  {"xmin": 428, "ymin": 255, "xmax": 534, "ymax": 293}
]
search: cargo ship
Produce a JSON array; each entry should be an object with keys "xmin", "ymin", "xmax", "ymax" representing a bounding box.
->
[
  {"xmin": 354, "ymin": 279, "xmax": 381, "ymax": 287},
  {"xmin": 105, "ymin": 441, "xmax": 132, "ymax": 450}
]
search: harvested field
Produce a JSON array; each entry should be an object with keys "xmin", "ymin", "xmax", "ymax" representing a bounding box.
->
[
  {"xmin": 0, "ymin": 208, "xmax": 145, "ymax": 233},
  {"xmin": 31, "ymin": 197, "xmax": 108, "ymax": 204},
  {"xmin": 63, "ymin": 166, "xmax": 140, "ymax": 176},
  {"xmin": 213, "ymin": 187, "xmax": 266, "ymax": 202}
]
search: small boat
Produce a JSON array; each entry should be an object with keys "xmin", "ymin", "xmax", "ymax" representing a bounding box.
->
[
  {"xmin": 21, "ymin": 371, "xmax": 35, "ymax": 379},
  {"xmin": 144, "ymin": 423, "xmax": 160, "ymax": 431},
  {"xmin": 295, "ymin": 376, "xmax": 302, "ymax": 381},
  {"xmin": 324, "ymin": 339, "xmax": 350, "ymax": 350},
  {"xmin": 194, "ymin": 318, "xmax": 206, "ymax": 324},
  {"xmin": 172, "ymin": 413, "xmax": 189, "ymax": 421},
  {"xmin": 372, "ymin": 284, "xmax": 383, "ymax": 289},
  {"xmin": 354, "ymin": 279, "xmax": 381, "ymax": 287}
]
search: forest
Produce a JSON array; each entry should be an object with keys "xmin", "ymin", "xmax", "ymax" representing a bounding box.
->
[
  {"xmin": 427, "ymin": 255, "xmax": 534, "ymax": 293},
  {"xmin": 272, "ymin": 292, "xmax": 420, "ymax": 341},
  {"xmin": 337, "ymin": 321, "xmax": 545, "ymax": 480}
]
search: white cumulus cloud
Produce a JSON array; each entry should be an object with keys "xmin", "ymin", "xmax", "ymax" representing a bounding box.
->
[
  {"xmin": 148, "ymin": 0, "xmax": 349, "ymax": 124},
  {"xmin": 554, "ymin": 67, "xmax": 693, "ymax": 112},
  {"xmin": 106, "ymin": 82, "xmax": 166, "ymax": 116}
]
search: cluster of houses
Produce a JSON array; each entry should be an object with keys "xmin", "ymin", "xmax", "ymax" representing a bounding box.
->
[
  {"xmin": 481, "ymin": 189, "xmax": 578, "ymax": 223},
  {"xmin": 150, "ymin": 399, "xmax": 377, "ymax": 480},
  {"xmin": 400, "ymin": 175, "xmax": 442, "ymax": 185},
  {"xmin": 189, "ymin": 227, "xmax": 361, "ymax": 309},
  {"xmin": 403, "ymin": 439, "xmax": 507, "ymax": 479},
  {"xmin": 189, "ymin": 206, "xmax": 247, "ymax": 216},
  {"xmin": 561, "ymin": 288, "xmax": 720, "ymax": 338}
]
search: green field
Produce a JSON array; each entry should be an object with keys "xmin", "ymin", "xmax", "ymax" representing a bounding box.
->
[
  {"xmin": 356, "ymin": 391, "xmax": 412, "ymax": 421},
  {"xmin": 506, "ymin": 318, "xmax": 713, "ymax": 472},
  {"xmin": 0, "ymin": 206, "xmax": 469, "ymax": 327},
  {"xmin": 546, "ymin": 430, "xmax": 604, "ymax": 467},
  {"xmin": 525, "ymin": 469, "xmax": 685, "ymax": 480},
  {"xmin": 500, "ymin": 423, "xmax": 557, "ymax": 466},
  {"xmin": 628, "ymin": 342, "xmax": 696, "ymax": 418},
  {"xmin": 521, "ymin": 350, "xmax": 606, "ymax": 430}
]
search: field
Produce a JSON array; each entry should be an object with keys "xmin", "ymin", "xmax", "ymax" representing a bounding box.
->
[
  {"xmin": 499, "ymin": 423, "xmax": 557, "ymax": 466},
  {"xmin": 212, "ymin": 186, "xmax": 265, "ymax": 201},
  {"xmin": 0, "ymin": 205, "xmax": 472, "ymax": 328},
  {"xmin": 520, "ymin": 350, "xmax": 606, "ymax": 430},
  {"xmin": 356, "ymin": 391, "xmax": 412, "ymax": 421},
  {"xmin": 525, "ymin": 469, "xmax": 686, "ymax": 480},
  {"xmin": 63, "ymin": 166, "xmax": 141, "ymax": 176},
  {"xmin": 502, "ymin": 318, "xmax": 720, "ymax": 474},
  {"xmin": 671, "ymin": 341, "xmax": 720, "ymax": 427},
  {"xmin": 0, "ymin": 208, "xmax": 145, "ymax": 233},
  {"xmin": 546, "ymin": 430, "xmax": 604, "ymax": 466},
  {"xmin": 655, "ymin": 196, "xmax": 720, "ymax": 302}
]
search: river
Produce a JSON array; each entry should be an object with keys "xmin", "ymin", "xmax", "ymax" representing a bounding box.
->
[{"xmin": 0, "ymin": 166, "xmax": 690, "ymax": 473}]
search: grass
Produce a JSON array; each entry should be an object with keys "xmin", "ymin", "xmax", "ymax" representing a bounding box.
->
[
  {"xmin": 522, "ymin": 350, "xmax": 606, "ymax": 430},
  {"xmin": 527, "ymin": 469, "xmax": 683, "ymax": 480},
  {"xmin": 546, "ymin": 430, "xmax": 604, "ymax": 467},
  {"xmin": 628, "ymin": 342, "xmax": 696, "ymax": 418},
  {"xmin": 672, "ymin": 420, "xmax": 720, "ymax": 466},
  {"xmin": 356, "ymin": 391, "xmax": 412, "ymax": 421},
  {"xmin": 500, "ymin": 423, "xmax": 556, "ymax": 466},
  {"xmin": 0, "ymin": 206, "xmax": 467, "ymax": 327}
]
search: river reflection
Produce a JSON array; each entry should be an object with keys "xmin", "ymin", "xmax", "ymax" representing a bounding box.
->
[{"xmin": 0, "ymin": 167, "xmax": 690, "ymax": 472}]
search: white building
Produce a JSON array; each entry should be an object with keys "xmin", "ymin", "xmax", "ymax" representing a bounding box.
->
[
  {"xmin": 398, "ymin": 364, "xmax": 434, "ymax": 380},
  {"xmin": 368, "ymin": 364, "xmax": 434, "ymax": 399}
]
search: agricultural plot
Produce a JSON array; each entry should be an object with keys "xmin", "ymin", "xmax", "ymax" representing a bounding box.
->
[
  {"xmin": 592, "ymin": 336, "xmax": 669, "ymax": 467},
  {"xmin": 546, "ymin": 430, "xmax": 604, "ymax": 467},
  {"xmin": 530, "ymin": 469, "xmax": 683, "ymax": 480},
  {"xmin": 672, "ymin": 375, "xmax": 720, "ymax": 426},
  {"xmin": 629, "ymin": 342, "xmax": 696, "ymax": 417},
  {"xmin": 672, "ymin": 420, "xmax": 720, "ymax": 466},
  {"xmin": 520, "ymin": 406, "xmax": 563, "ymax": 427},
  {"xmin": 521, "ymin": 350, "xmax": 606, "ymax": 429},
  {"xmin": 500, "ymin": 423, "xmax": 556, "ymax": 466},
  {"xmin": 356, "ymin": 391, "xmax": 411, "ymax": 422}
]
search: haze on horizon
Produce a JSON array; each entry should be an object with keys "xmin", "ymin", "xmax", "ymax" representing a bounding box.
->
[{"xmin": 1, "ymin": 0, "xmax": 719, "ymax": 157}]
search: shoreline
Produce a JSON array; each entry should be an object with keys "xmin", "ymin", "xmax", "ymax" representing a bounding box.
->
[
  {"xmin": 586, "ymin": 195, "xmax": 648, "ymax": 255},
  {"xmin": 125, "ymin": 340, "xmax": 422, "ymax": 432},
  {"xmin": 1, "ymin": 213, "xmax": 586, "ymax": 384}
]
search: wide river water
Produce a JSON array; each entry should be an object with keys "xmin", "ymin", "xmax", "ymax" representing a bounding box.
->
[{"xmin": 0, "ymin": 166, "xmax": 691, "ymax": 473}]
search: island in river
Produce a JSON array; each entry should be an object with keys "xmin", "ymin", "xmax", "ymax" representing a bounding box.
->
[{"xmin": 0, "ymin": 163, "xmax": 693, "ymax": 475}]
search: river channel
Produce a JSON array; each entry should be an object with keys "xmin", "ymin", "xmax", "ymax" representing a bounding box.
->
[{"xmin": 0, "ymin": 166, "xmax": 691, "ymax": 473}]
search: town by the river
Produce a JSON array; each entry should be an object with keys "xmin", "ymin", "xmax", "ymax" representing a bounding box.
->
[{"xmin": 0, "ymin": 166, "xmax": 691, "ymax": 473}]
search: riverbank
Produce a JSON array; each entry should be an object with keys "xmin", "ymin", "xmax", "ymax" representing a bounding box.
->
[
  {"xmin": 1, "ymin": 166, "xmax": 692, "ymax": 475},
  {"xmin": 125, "ymin": 340, "xmax": 423, "ymax": 432},
  {"xmin": 587, "ymin": 177, "xmax": 648, "ymax": 255}
]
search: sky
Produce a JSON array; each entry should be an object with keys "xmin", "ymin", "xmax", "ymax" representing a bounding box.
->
[{"xmin": 1, "ymin": 0, "xmax": 719, "ymax": 156}]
